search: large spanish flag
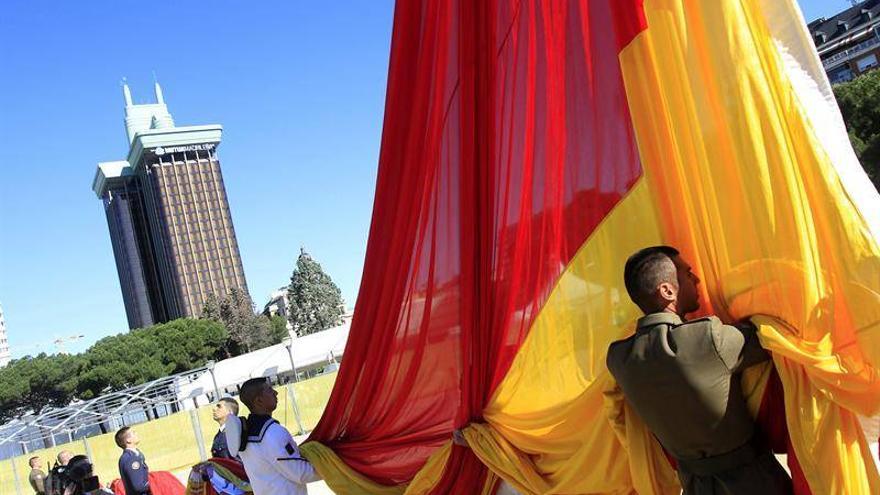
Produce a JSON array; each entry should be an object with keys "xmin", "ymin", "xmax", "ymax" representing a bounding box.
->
[{"xmin": 300, "ymin": 1, "xmax": 880, "ymax": 494}]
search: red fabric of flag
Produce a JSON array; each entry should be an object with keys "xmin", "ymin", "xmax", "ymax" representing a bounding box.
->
[{"xmin": 308, "ymin": 1, "xmax": 645, "ymax": 490}]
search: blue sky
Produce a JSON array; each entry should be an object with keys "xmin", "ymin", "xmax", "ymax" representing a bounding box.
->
[
  {"xmin": 0, "ymin": 0, "xmax": 851, "ymax": 357},
  {"xmin": 800, "ymin": 1, "xmax": 861, "ymax": 22}
]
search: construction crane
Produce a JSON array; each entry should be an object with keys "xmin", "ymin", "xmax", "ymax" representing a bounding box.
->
[
  {"xmin": 17, "ymin": 334, "xmax": 86, "ymax": 355},
  {"xmin": 53, "ymin": 335, "xmax": 85, "ymax": 354}
]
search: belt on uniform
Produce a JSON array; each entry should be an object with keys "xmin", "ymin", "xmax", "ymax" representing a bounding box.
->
[{"xmin": 676, "ymin": 438, "xmax": 766, "ymax": 477}]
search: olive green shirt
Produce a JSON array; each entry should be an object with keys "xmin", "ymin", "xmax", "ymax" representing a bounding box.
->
[
  {"xmin": 29, "ymin": 468, "xmax": 46, "ymax": 495},
  {"xmin": 606, "ymin": 312, "xmax": 769, "ymax": 460}
]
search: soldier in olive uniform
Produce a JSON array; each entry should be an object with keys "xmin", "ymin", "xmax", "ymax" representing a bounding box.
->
[
  {"xmin": 607, "ymin": 246, "xmax": 792, "ymax": 494},
  {"xmin": 27, "ymin": 457, "xmax": 46, "ymax": 495}
]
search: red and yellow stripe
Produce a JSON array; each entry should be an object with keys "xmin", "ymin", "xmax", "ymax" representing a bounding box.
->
[{"xmin": 302, "ymin": 1, "xmax": 880, "ymax": 493}]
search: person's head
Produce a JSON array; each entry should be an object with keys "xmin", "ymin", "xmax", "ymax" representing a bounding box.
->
[
  {"xmin": 212, "ymin": 397, "xmax": 240, "ymax": 424},
  {"xmin": 28, "ymin": 456, "xmax": 40, "ymax": 469},
  {"xmin": 56, "ymin": 450, "xmax": 73, "ymax": 466},
  {"xmin": 239, "ymin": 378, "xmax": 278, "ymax": 415},
  {"xmin": 624, "ymin": 246, "xmax": 701, "ymax": 316},
  {"xmin": 65, "ymin": 455, "xmax": 94, "ymax": 482},
  {"xmin": 114, "ymin": 427, "xmax": 139, "ymax": 449}
]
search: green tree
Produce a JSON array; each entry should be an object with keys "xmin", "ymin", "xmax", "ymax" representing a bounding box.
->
[
  {"xmin": 287, "ymin": 248, "xmax": 345, "ymax": 337},
  {"xmin": 269, "ymin": 315, "xmax": 290, "ymax": 344},
  {"xmin": 151, "ymin": 318, "xmax": 228, "ymax": 372},
  {"xmin": 0, "ymin": 318, "xmax": 229, "ymax": 420},
  {"xmin": 833, "ymin": 71, "xmax": 880, "ymax": 189},
  {"xmin": 76, "ymin": 318, "xmax": 227, "ymax": 399},
  {"xmin": 0, "ymin": 353, "xmax": 82, "ymax": 421},
  {"xmin": 202, "ymin": 288, "xmax": 273, "ymax": 355}
]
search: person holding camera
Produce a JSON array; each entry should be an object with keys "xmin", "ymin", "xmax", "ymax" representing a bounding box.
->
[{"xmin": 66, "ymin": 455, "xmax": 112, "ymax": 495}]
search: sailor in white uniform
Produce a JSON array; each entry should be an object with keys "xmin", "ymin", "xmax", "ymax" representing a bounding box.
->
[{"xmin": 226, "ymin": 377, "xmax": 320, "ymax": 495}]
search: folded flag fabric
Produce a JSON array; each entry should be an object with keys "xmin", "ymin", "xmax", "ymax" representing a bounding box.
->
[
  {"xmin": 112, "ymin": 472, "xmax": 185, "ymax": 495},
  {"xmin": 184, "ymin": 458, "xmax": 252, "ymax": 495}
]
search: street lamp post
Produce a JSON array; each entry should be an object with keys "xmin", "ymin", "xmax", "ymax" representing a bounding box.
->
[
  {"xmin": 282, "ymin": 337, "xmax": 305, "ymax": 434},
  {"xmin": 206, "ymin": 360, "xmax": 220, "ymax": 402},
  {"xmin": 282, "ymin": 337, "xmax": 299, "ymax": 383}
]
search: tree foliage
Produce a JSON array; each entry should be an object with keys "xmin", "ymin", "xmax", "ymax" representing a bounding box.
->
[
  {"xmin": 269, "ymin": 315, "xmax": 290, "ymax": 345},
  {"xmin": 833, "ymin": 71, "xmax": 880, "ymax": 190},
  {"xmin": 287, "ymin": 248, "xmax": 345, "ymax": 337},
  {"xmin": 0, "ymin": 318, "xmax": 227, "ymax": 421},
  {"xmin": 76, "ymin": 318, "xmax": 228, "ymax": 399},
  {"xmin": 202, "ymin": 288, "xmax": 273, "ymax": 355},
  {"xmin": 0, "ymin": 353, "xmax": 83, "ymax": 421}
]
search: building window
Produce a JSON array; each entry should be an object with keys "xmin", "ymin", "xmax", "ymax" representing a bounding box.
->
[
  {"xmin": 857, "ymin": 53, "xmax": 879, "ymax": 72},
  {"xmin": 829, "ymin": 66, "xmax": 854, "ymax": 84}
]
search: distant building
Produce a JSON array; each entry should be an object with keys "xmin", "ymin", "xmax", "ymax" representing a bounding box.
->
[
  {"xmin": 93, "ymin": 82, "xmax": 250, "ymax": 329},
  {"xmin": 262, "ymin": 288, "xmax": 294, "ymax": 333},
  {"xmin": 810, "ymin": 0, "xmax": 880, "ymax": 84},
  {"xmin": 0, "ymin": 302, "xmax": 10, "ymax": 367}
]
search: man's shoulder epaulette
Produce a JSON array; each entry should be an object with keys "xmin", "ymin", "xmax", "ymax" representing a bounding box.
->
[{"xmin": 677, "ymin": 315, "xmax": 720, "ymax": 327}]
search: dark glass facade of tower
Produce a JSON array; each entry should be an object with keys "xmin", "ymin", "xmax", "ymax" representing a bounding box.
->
[{"xmin": 102, "ymin": 179, "xmax": 167, "ymax": 328}]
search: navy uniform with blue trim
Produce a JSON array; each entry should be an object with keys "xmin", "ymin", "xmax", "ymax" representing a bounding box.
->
[
  {"xmin": 118, "ymin": 448, "xmax": 150, "ymax": 495},
  {"xmin": 227, "ymin": 413, "xmax": 318, "ymax": 495},
  {"xmin": 211, "ymin": 425, "xmax": 231, "ymax": 458},
  {"xmin": 211, "ymin": 398, "xmax": 239, "ymax": 459}
]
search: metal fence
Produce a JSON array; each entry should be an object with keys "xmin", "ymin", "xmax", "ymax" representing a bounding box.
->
[
  {"xmin": 0, "ymin": 365, "xmax": 214, "ymax": 457},
  {"xmin": 0, "ymin": 372, "xmax": 337, "ymax": 495}
]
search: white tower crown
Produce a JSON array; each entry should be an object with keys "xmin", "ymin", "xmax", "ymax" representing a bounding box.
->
[{"xmin": 122, "ymin": 80, "xmax": 175, "ymax": 145}]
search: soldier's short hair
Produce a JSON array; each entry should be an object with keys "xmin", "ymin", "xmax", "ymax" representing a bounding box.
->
[
  {"xmin": 239, "ymin": 378, "xmax": 270, "ymax": 409},
  {"xmin": 114, "ymin": 427, "xmax": 132, "ymax": 449},
  {"xmin": 624, "ymin": 246, "xmax": 680, "ymax": 312},
  {"xmin": 56, "ymin": 450, "xmax": 73, "ymax": 466},
  {"xmin": 219, "ymin": 397, "xmax": 240, "ymax": 415},
  {"xmin": 28, "ymin": 456, "xmax": 40, "ymax": 468}
]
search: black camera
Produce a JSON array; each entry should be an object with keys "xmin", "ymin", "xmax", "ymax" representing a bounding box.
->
[{"xmin": 60, "ymin": 455, "xmax": 103, "ymax": 495}]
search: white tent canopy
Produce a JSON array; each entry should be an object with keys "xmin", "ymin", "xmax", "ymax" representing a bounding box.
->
[{"xmin": 176, "ymin": 320, "xmax": 350, "ymax": 407}]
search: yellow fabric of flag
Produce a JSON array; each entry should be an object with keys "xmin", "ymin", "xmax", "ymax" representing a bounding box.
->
[
  {"xmin": 302, "ymin": 1, "xmax": 880, "ymax": 493},
  {"xmin": 462, "ymin": 0, "xmax": 880, "ymax": 494}
]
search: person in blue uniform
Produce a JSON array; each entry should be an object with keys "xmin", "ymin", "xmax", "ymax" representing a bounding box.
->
[
  {"xmin": 211, "ymin": 397, "xmax": 239, "ymax": 459},
  {"xmin": 115, "ymin": 427, "xmax": 150, "ymax": 495}
]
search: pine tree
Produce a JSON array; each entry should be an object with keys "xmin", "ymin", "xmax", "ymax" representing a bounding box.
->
[
  {"xmin": 287, "ymin": 248, "xmax": 345, "ymax": 337},
  {"xmin": 201, "ymin": 288, "xmax": 272, "ymax": 355}
]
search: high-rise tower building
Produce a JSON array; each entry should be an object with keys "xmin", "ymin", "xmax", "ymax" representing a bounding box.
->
[
  {"xmin": 0, "ymin": 302, "xmax": 10, "ymax": 367},
  {"xmin": 93, "ymin": 82, "xmax": 249, "ymax": 329}
]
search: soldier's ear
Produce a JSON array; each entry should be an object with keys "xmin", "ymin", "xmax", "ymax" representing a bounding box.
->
[{"xmin": 657, "ymin": 282, "xmax": 677, "ymax": 302}]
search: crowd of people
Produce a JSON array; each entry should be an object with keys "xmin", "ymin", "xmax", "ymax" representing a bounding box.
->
[
  {"xmin": 24, "ymin": 378, "xmax": 321, "ymax": 495},
  {"xmin": 27, "ymin": 448, "xmax": 109, "ymax": 495},
  {"xmin": 194, "ymin": 246, "xmax": 795, "ymax": 495},
  {"xmin": 24, "ymin": 246, "xmax": 801, "ymax": 495}
]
